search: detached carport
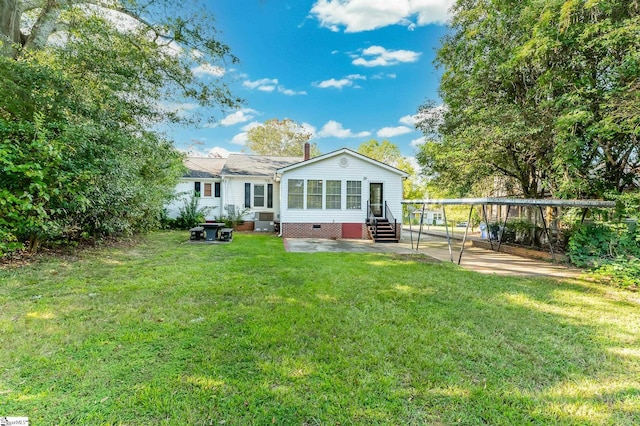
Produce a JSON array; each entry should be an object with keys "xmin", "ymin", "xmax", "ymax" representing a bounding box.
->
[{"xmin": 402, "ymin": 198, "xmax": 616, "ymax": 264}]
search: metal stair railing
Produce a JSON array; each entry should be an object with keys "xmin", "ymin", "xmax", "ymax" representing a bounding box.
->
[
  {"xmin": 384, "ymin": 201, "xmax": 397, "ymax": 240},
  {"xmin": 367, "ymin": 201, "xmax": 377, "ymax": 239}
]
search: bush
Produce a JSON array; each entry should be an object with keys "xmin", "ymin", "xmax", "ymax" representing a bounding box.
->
[
  {"xmin": 567, "ymin": 220, "xmax": 640, "ymax": 287},
  {"xmin": 175, "ymin": 194, "xmax": 215, "ymax": 229}
]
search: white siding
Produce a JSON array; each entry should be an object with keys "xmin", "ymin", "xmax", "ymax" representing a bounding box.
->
[
  {"xmin": 279, "ymin": 153, "xmax": 404, "ymax": 223},
  {"xmin": 222, "ymin": 176, "xmax": 282, "ymax": 221},
  {"xmin": 165, "ymin": 178, "xmax": 223, "ymax": 221}
]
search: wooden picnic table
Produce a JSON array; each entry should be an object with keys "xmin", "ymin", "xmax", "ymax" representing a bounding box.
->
[{"xmin": 199, "ymin": 222, "xmax": 226, "ymax": 241}]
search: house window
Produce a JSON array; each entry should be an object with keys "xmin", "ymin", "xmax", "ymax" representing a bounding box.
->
[
  {"xmin": 326, "ymin": 180, "xmax": 341, "ymax": 210},
  {"xmin": 214, "ymin": 182, "xmax": 221, "ymax": 198},
  {"xmin": 307, "ymin": 180, "xmax": 323, "ymax": 209},
  {"xmin": 346, "ymin": 181, "xmax": 361, "ymax": 209},
  {"xmin": 288, "ymin": 179, "xmax": 304, "ymax": 209},
  {"xmin": 204, "ymin": 183, "xmax": 212, "ymax": 197},
  {"xmin": 254, "ymin": 184, "xmax": 265, "ymax": 207},
  {"xmin": 194, "ymin": 181, "xmax": 201, "ymax": 196}
]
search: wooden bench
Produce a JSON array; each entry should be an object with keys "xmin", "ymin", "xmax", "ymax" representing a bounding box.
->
[
  {"xmin": 219, "ymin": 228, "xmax": 233, "ymax": 241},
  {"xmin": 189, "ymin": 226, "xmax": 204, "ymax": 240}
]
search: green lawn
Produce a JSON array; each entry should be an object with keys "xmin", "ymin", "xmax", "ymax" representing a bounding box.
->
[{"xmin": 1, "ymin": 232, "xmax": 639, "ymax": 425}]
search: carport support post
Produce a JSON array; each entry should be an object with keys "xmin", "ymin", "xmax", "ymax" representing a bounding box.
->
[
  {"xmin": 497, "ymin": 205, "xmax": 511, "ymax": 253},
  {"xmin": 416, "ymin": 203, "xmax": 426, "ymax": 251},
  {"xmin": 538, "ymin": 205, "xmax": 555, "ymax": 259},
  {"xmin": 458, "ymin": 204, "xmax": 474, "ymax": 265},
  {"xmin": 482, "ymin": 204, "xmax": 494, "ymax": 250},
  {"xmin": 408, "ymin": 204, "xmax": 414, "ymax": 249},
  {"xmin": 442, "ymin": 205, "xmax": 454, "ymax": 263},
  {"xmin": 580, "ymin": 208, "xmax": 588, "ymax": 224}
]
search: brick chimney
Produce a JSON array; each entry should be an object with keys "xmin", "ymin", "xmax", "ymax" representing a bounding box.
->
[{"xmin": 304, "ymin": 142, "xmax": 310, "ymax": 161}]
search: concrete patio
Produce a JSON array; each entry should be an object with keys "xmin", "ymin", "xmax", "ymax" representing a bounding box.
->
[{"xmin": 283, "ymin": 230, "xmax": 583, "ymax": 279}]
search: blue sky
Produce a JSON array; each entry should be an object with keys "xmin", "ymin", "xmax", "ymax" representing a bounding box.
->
[{"xmin": 168, "ymin": 0, "xmax": 453, "ymax": 159}]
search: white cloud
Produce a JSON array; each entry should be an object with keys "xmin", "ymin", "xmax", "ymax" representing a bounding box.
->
[
  {"xmin": 243, "ymin": 77, "xmax": 306, "ymax": 96},
  {"xmin": 279, "ymin": 87, "xmax": 308, "ymax": 96},
  {"xmin": 220, "ymin": 108, "xmax": 258, "ymax": 126},
  {"xmin": 231, "ymin": 132, "xmax": 249, "ymax": 145},
  {"xmin": 314, "ymin": 74, "xmax": 367, "ymax": 89},
  {"xmin": 301, "ymin": 122, "xmax": 317, "ymax": 137},
  {"xmin": 241, "ymin": 121, "xmax": 262, "ymax": 132},
  {"xmin": 315, "ymin": 78, "xmax": 353, "ymax": 89},
  {"xmin": 208, "ymin": 147, "xmax": 230, "ymax": 158},
  {"xmin": 377, "ymin": 126, "xmax": 413, "ymax": 138},
  {"xmin": 352, "ymin": 45, "xmax": 421, "ymax": 67},
  {"xmin": 410, "ymin": 136, "xmax": 426, "ymax": 148},
  {"xmin": 317, "ymin": 120, "xmax": 371, "ymax": 138},
  {"xmin": 400, "ymin": 114, "xmax": 418, "ymax": 126},
  {"xmin": 192, "ymin": 63, "xmax": 225, "ymax": 77},
  {"xmin": 182, "ymin": 146, "xmax": 233, "ymax": 158},
  {"xmin": 310, "ymin": 0, "xmax": 453, "ymax": 32},
  {"xmin": 243, "ymin": 78, "xmax": 279, "ymax": 90}
]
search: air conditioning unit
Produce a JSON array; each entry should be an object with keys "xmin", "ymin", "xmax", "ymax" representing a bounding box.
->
[
  {"xmin": 254, "ymin": 212, "xmax": 275, "ymax": 232},
  {"xmin": 256, "ymin": 212, "xmax": 274, "ymax": 221}
]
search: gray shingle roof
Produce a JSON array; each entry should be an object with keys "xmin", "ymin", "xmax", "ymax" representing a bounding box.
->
[
  {"xmin": 183, "ymin": 157, "xmax": 227, "ymax": 178},
  {"xmin": 221, "ymin": 154, "xmax": 302, "ymax": 177}
]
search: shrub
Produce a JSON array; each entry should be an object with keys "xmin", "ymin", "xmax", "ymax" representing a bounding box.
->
[
  {"xmin": 175, "ymin": 194, "xmax": 215, "ymax": 229},
  {"xmin": 567, "ymin": 219, "xmax": 640, "ymax": 287}
]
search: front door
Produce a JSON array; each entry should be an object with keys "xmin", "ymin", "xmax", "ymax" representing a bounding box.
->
[{"xmin": 370, "ymin": 183, "xmax": 384, "ymax": 217}]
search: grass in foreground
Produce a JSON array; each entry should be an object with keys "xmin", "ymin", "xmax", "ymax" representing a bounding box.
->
[{"xmin": 1, "ymin": 231, "xmax": 639, "ymax": 425}]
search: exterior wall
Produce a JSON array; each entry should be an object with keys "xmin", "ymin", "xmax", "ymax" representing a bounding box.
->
[
  {"xmin": 279, "ymin": 153, "xmax": 404, "ymax": 227},
  {"xmin": 222, "ymin": 176, "xmax": 281, "ymax": 222},
  {"xmin": 165, "ymin": 178, "xmax": 223, "ymax": 221}
]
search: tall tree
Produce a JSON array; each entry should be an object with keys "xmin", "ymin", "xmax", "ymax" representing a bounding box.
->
[
  {"xmin": 247, "ymin": 118, "xmax": 319, "ymax": 157},
  {"xmin": 417, "ymin": 0, "xmax": 640, "ymax": 199},
  {"xmin": 0, "ymin": 0, "xmax": 241, "ymax": 121},
  {"xmin": 0, "ymin": 1, "xmax": 241, "ymax": 252},
  {"xmin": 358, "ymin": 139, "xmax": 402, "ymax": 165},
  {"xmin": 357, "ymin": 139, "xmax": 424, "ymax": 199}
]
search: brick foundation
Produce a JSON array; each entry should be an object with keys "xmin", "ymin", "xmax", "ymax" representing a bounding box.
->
[{"xmin": 282, "ymin": 222, "xmax": 369, "ymax": 239}]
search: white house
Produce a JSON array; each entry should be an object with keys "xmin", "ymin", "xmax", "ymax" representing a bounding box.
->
[
  {"xmin": 165, "ymin": 157, "xmax": 226, "ymax": 219},
  {"xmin": 276, "ymin": 148, "xmax": 408, "ymax": 240},
  {"xmin": 410, "ymin": 209, "xmax": 445, "ymax": 226},
  {"xmin": 166, "ymin": 147, "xmax": 408, "ymax": 240}
]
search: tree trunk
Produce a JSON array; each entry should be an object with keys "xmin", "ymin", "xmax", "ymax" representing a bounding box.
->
[
  {"xmin": 23, "ymin": 0, "xmax": 61, "ymax": 52},
  {"xmin": 0, "ymin": 0, "xmax": 21, "ymax": 57}
]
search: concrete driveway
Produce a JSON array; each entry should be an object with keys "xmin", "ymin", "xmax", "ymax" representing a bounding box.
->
[{"xmin": 283, "ymin": 231, "xmax": 583, "ymax": 279}]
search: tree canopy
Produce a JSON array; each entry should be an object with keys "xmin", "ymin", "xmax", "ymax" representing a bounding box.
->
[
  {"xmin": 357, "ymin": 139, "xmax": 425, "ymax": 201},
  {"xmin": 246, "ymin": 118, "xmax": 319, "ymax": 157},
  {"xmin": 1, "ymin": 0, "xmax": 241, "ymax": 122},
  {"xmin": 1, "ymin": 1, "xmax": 240, "ymax": 254},
  {"xmin": 417, "ymin": 0, "xmax": 640, "ymax": 199}
]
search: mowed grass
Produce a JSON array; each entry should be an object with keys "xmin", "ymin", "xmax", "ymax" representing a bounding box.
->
[{"xmin": 1, "ymin": 232, "xmax": 639, "ymax": 425}]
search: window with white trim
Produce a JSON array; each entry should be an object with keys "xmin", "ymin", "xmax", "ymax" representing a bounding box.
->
[
  {"xmin": 346, "ymin": 181, "xmax": 361, "ymax": 209},
  {"xmin": 307, "ymin": 180, "xmax": 322, "ymax": 209},
  {"xmin": 254, "ymin": 184, "xmax": 265, "ymax": 207},
  {"xmin": 325, "ymin": 180, "xmax": 341, "ymax": 210},
  {"xmin": 288, "ymin": 179, "xmax": 304, "ymax": 209}
]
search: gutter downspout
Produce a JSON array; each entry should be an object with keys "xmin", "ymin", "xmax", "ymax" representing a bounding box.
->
[{"xmin": 274, "ymin": 171, "xmax": 284, "ymax": 237}]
